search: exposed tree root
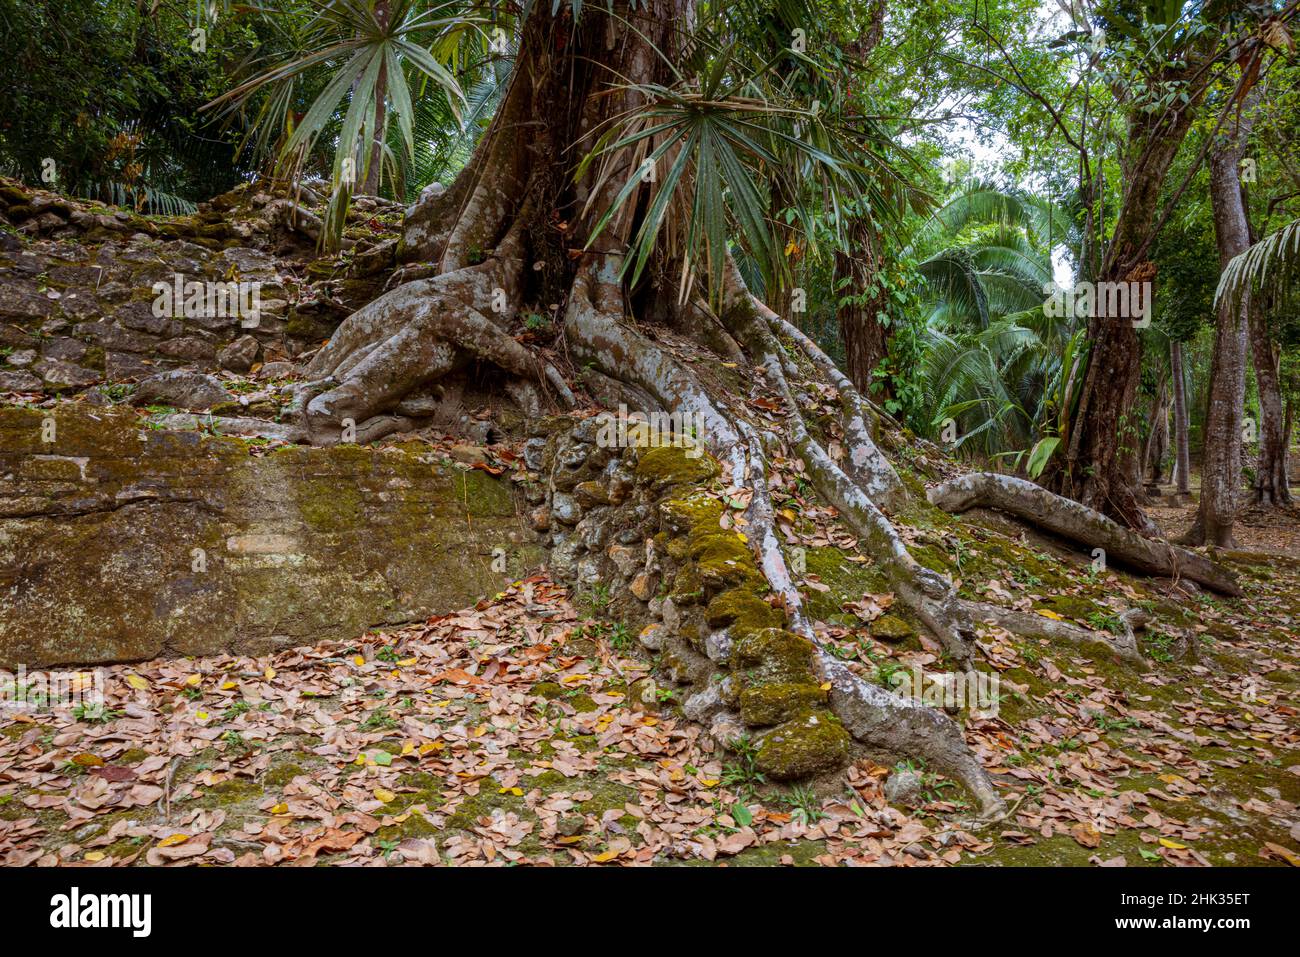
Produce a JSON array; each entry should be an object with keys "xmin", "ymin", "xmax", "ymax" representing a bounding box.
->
[
  {"xmin": 563, "ymin": 255, "xmax": 1005, "ymax": 819},
  {"xmin": 264, "ymin": 198, "xmax": 352, "ymax": 249},
  {"xmin": 294, "ymin": 230, "xmax": 573, "ymax": 444},
  {"xmin": 961, "ymin": 600, "xmax": 1149, "ymax": 668},
  {"xmin": 928, "ymin": 472, "xmax": 1242, "ymax": 596},
  {"xmin": 766, "ymin": 313, "xmax": 904, "ymax": 510}
]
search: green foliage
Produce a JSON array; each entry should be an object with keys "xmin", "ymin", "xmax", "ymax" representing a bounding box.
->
[
  {"xmin": 206, "ymin": 0, "xmax": 476, "ymax": 248},
  {"xmin": 0, "ymin": 0, "xmax": 255, "ymax": 210}
]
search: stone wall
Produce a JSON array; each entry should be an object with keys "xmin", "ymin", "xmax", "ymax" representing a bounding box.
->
[
  {"xmin": 525, "ymin": 417, "xmax": 854, "ymax": 782},
  {"xmin": 0, "ymin": 407, "xmax": 540, "ymax": 668},
  {"xmin": 0, "ymin": 179, "xmax": 390, "ymax": 398}
]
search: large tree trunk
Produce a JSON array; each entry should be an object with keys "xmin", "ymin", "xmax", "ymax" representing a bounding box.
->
[
  {"xmin": 1183, "ymin": 111, "xmax": 1256, "ymax": 547},
  {"xmin": 1250, "ymin": 298, "xmax": 1292, "ymax": 505},
  {"xmin": 834, "ymin": 217, "xmax": 892, "ymax": 399},
  {"xmin": 1170, "ymin": 339, "xmax": 1192, "ymax": 497},
  {"xmin": 1048, "ymin": 71, "xmax": 1208, "ymax": 531}
]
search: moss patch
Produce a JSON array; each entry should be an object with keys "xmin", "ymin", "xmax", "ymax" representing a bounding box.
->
[{"xmin": 755, "ymin": 711, "xmax": 851, "ymax": 780}]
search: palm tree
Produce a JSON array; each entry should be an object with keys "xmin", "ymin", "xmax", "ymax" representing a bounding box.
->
[
  {"xmin": 909, "ymin": 183, "xmax": 1081, "ymax": 468},
  {"xmin": 1216, "ymin": 215, "xmax": 1300, "ymax": 308},
  {"xmin": 205, "ymin": 0, "xmax": 479, "ymax": 248}
]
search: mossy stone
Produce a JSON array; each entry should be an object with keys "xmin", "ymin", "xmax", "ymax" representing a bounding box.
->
[
  {"xmin": 869, "ymin": 614, "xmax": 915, "ymax": 642},
  {"xmin": 739, "ymin": 682, "xmax": 828, "ymax": 727},
  {"xmin": 732, "ymin": 628, "xmax": 818, "ymax": 684},
  {"xmin": 755, "ymin": 710, "xmax": 851, "ymax": 780},
  {"xmin": 658, "ymin": 492, "xmax": 723, "ymax": 534},
  {"xmin": 634, "ymin": 446, "xmax": 719, "ymax": 488},
  {"xmin": 706, "ymin": 589, "xmax": 783, "ymax": 637}
]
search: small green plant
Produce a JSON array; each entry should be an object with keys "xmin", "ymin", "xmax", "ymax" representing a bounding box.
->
[
  {"xmin": 375, "ymin": 644, "xmax": 400, "ymax": 664},
  {"xmin": 1087, "ymin": 611, "xmax": 1123, "ymax": 634},
  {"xmin": 720, "ymin": 736, "xmax": 766, "ymax": 795},
  {"xmin": 360, "ymin": 708, "xmax": 398, "ymax": 731},
  {"xmin": 784, "ymin": 784, "xmax": 825, "ymax": 824},
  {"xmin": 874, "ymin": 659, "xmax": 904, "ymax": 689},
  {"xmin": 72, "ymin": 702, "xmax": 120, "ymax": 724}
]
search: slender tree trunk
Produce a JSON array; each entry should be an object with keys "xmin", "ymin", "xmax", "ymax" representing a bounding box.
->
[
  {"xmin": 1250, "ymin": 298, "xmax": 1292, "ymax": 505},
  {"xmin": 1184, "ymin": 112, "xmax": 1256, "ymax": 547},
  {"xmin": 1171, "ymin": 339, "xmax": 1191, "ymax": 496},
  {"xmin": 1142, "ymin": 370, "xmax": 1169, "ymax": 488},
  {"xmin": 363, "ymin": 0, "xmax": 391, "ymax": 196}
]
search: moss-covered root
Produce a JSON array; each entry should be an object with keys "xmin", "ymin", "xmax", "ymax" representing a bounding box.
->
[
  {"xmin": 818, "ymin": 651, "xmax": 1007, "ymax": 821},
  {"xmin": 928, "ymin": 472, "xmax": 1241, "ymax": 596},
  {"xmin": 961, "ymin": 600, "xmax": 1149, "ymax": 669}
]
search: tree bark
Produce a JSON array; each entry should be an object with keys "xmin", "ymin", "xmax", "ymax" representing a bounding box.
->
[
  {"xmin": 834, "ymin": 217, "xmax": 891, "ymax": 399},
  {"xmin": 363, "ymin": 0, "xmax": 391, "ymax": 197},
  {"xmin": 1142, "ymin": 369, "xmax": 1169, "ymax": 488},
  {"xmin": 1170, "ymin": 339, "xmax": 1192, "ymax": 497},
  {"xmin": 1250, "ymin": 298, "xmax": 1292, "ymax": 505},
  {"xmin": 1048, "ymin": 60, "xmax": 1211, "ymax": 531},
  {"xmin": 1183, "ymin": 109, "xmax": 1256, "ymax": 547}
]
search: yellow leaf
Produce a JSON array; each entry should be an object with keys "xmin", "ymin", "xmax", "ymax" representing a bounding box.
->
[
  {"xmin": 264, "ymin": 667, "xmax": 276, "ymax": 681},
  {"xmin": 220, "ymin": 681, "xmax": 237, "ymax": 691},
  {"xmin": 353, "ymin": 655, "xmax": 366, "ymax": 667},
  {"xmin": 591, "ymin": 849, "xmax": 619, "ymax": 863},
  {"xmin": 158, "ymin": 833, "xmax": 190, "ymax": 848},
  {"xmin": 498, "ymin": 786, "xmax": 524, "ymax": 796},
  {"xmin": 1264, "ymin": 842, "xmax": 1300, "ymax": 867},
  {"xmin": 184, "ymin": 674, "xmax": 201, "ymax": 687},
  {"xmin": 780, "ymin": 508, "xmax": 798, "ymax": 523},
  {"xmin": 84, "ymin": 851, "xmax": 106, "ymax": 862},
  {"xmin": 401, "ymin": 741, "xmax": 415, "ymax": 756},
  {"xmin": 374, "ymin": 788, "xmax": 396, "ymax": 804},
  {"xmin": 398, "ymin": 658, "xmax": 417, "ymax": 667},
  {"xmin": 419, "ymin": 742, "xmax": 444, "ymax": 755},
  {"xmin": 820, "ymin": 682, "xmax": 832, "ymax": 691},
  {"xmin": 71, "ymin": 752, "xmax": 104, "ymax": 767},
  {"xmin": 196, "ymin": 711, "xmax": 209, "ymax": 721},
  {"xmin": 270, "ymin": 802, "xmax": 289, "ymax": 815},
  {"xmin": 700, "ymin": 779, "xmax": 719, "ymax": 788},
  {"xmin": 125, "ymin": 674, "xmax": 149, "ymax": 691},
  {"xmin": 1036, "ymin": 609, "xmax": 1064, "ymax": 621},
  {"xmin": 1158, "ymin": 838, "xmax": 1188, "ymax": 850}
]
